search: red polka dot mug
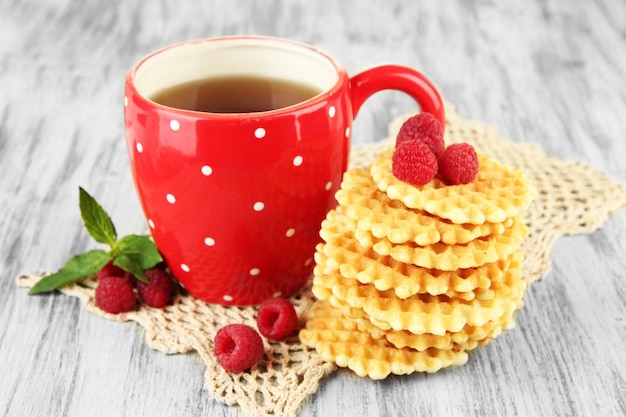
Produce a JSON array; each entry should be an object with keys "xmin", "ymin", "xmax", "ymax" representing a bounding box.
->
[{"xmin": 124, "ymin": 36, "xmax": 444, "ymax": 305}]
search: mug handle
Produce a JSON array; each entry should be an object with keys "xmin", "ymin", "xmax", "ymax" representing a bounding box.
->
[{"xmin": 349, "ymin": 64, "xmax": 445, "ymax": 127}]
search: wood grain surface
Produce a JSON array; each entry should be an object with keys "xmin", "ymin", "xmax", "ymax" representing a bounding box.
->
[{"xmin": 2, "ymin": 1, "xmax": 625, "ymax": 416}]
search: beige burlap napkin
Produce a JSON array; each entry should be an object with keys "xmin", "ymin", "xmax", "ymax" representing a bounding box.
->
[{"xmin": 17, "ymin": 103, "xmax": 626, "ymax": 417}]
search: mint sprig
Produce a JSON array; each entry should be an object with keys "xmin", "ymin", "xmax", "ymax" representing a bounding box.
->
[{"xmin": 30, "ymin": 187, "xmax": 162, "ymax": 294}]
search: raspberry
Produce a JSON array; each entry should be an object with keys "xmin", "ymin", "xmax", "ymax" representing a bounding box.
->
[
  {"xmin": 392, "ymin": 139, "xmax": 438, "ymax": 186},
  {"xmin": 438, "ymin": 143, "xmax": 479, "ymax": 185},
  {"xmin": 154, "ymin": 260, "xmax": 169, "ymax": 270},
  {"xmin": 214, "ymin": 324, "xmax": 264, "ymax": 373},
  {"xmin": 136, "ymin": 267, "xmax": 175, "ymax": 308},
  {"xmin": 256, "ymin": 298, "xmax": 298, "ymax": 341},
  {"xmin": 97, "ymin": 260, "xmax": 124, "ymax": 279},
  {"xmin": 97, "ymin": 260, "xmax": 134, "ymax": 286},
  {"xmin": 95, "ymin": 277, "xmax": 137, "ymax": 314},
  {"xmin": 396, "ymin": 112, "xmax": 445, "ymax": 157}
]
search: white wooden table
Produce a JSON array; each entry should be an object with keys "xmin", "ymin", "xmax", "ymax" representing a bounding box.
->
[{"xmin": 2, "ymin": 1, "xmax": 625, "ymax": 416}]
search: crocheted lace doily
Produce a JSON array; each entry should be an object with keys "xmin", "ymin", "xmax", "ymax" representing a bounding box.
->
[{"xmin": 17, "ymin": 104, "xmax": 626, "ymax": 417}]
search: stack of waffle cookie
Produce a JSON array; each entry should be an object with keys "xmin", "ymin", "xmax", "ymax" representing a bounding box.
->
[{"xmin": 299, "ymin": 147, "xmax": 536, "ymax": 379}]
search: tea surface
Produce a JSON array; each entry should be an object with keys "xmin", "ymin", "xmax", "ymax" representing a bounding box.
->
[{"xmin": 150, "ymin": 75, "xmax": 321, "ymax": 113}]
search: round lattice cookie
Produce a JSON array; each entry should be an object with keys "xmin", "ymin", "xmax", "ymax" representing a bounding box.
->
[
  {"xmin": 323, "ymin": 209, "xmax": 528, "ymax": 270},
  {"xmin": 312, "ymin": 265, "xmax": 525, "ymax": 336},
  {"xmin": 355, "ymin": 308, "xmax": 515, "ymax": 352},
  {"xmin": 299, "ymin": 301, "xmax": 469, "ymax": 379},
  {"xmin": 337, "ymin": 167, "xmax": 512, "ymax": 245},
  {"xmin": 317, "ymin": 240, "xmax": 524, "ymax": 301},
  {"xmin": 315, "ymin": 246, "xmax": 511, "ymax": 302},
  {"xmin": 318, "ymin": 210, "xmax": 524, "ymax": 298},
  {"xmin": 370, "ymin": 148, "xmax": 537, "ymax": 224},
  {"xmin": 354, "ymin": 218, "xmax": 528, "ymax": 270}
]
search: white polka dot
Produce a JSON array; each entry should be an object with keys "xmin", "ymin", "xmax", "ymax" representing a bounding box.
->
[
  {"xmin": 286, "ymin": 228, "xmax": 296, "ymax": 237},
  {"xmin": 325, "ymin": 181, "xmax": 333, "ymax": 191},
  {"xmin": 253, "ymin": 202, "xmax": 265, "ymax": 211},
  {"xmin": 293, "ymin": 155, "xmax": 303, "ymax": 166},
  {"xmin": 204, "ymin": 237, "xmax": 215, "ymax": 246},
  {"xmin": 166, "ymin": 193, "xmax": 176, "ymax": 204},
  {"xmin": 345, "ymin": 126, "xmax": 351, "ymax": 138},
  {"xmin": 254, "ymin": 127, "xmax": 266, "ymax": 139},
  {"xmin": 304, "ymin": 258, "xmax": 313, "ymax": 266},
  {"xmin": 136, "ymin": 142, "xmax": 143, "ymax": 153},
  {"xmin": 170, "ymin": 119, "xmax": 180, "ymax": 131},
  {"xmin": 223, "ymin": 294, "xmax": 234, "ymax": 302},
  {"xmin": 124, "ymin": 96, "xmax": 128, "ymax": 107},
  {"xmin": 148, "ymin": 219, "xmax": 155, "ymax": 229},
  {"xmin": 328, "ymin": 106, "xmax": 336, "ymax": 118},
  {"xmin": 272, "ymin": 291, "xmax": 282, "ymax": 298},
  {"xmin": 250, "ymin": 268, "xmax": 260, "ymax": 276},
  {"xmin": 181, "ymin": 263, "xmax": 190, "ymax": 272},
  {"xmin": 201, "ymin": 165, "xmax": 213, "ymax": 176}
]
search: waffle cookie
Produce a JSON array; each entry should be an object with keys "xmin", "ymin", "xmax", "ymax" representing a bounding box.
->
[
  {"xmin": 337, "ymin": 168, "xmax": 513, "ymax": 245},
  {"xmin": 354, "ymin": 218, "xmax": 528, "ymax": 270},
  {"xmin": 315, "ymin": 246, "xmax": 501, "ymax": 302},
  {"xmin": 309, "ymin": 295, "xmax": 515, "ymax": 352},
  {"xmin": 370, "ymin": 148, "xmax": 536, "ymax": 224},
  {"xmin": 300, "ymin": 142, "xmax": 535, "ymax": 379},
  {"xmin": 355, "ymin": 309, "xmax": 515, "ymax": 352},
  {"xmin": 324, "ymin": 208, "xmax": 528, "ymax": 271},
  {"xmin": 316, "ymin": 231, "xmax": 522, "ymax": 300},
  {"xmin": 312, "ymin": 263, "xmax": 525, "ymax": 335},
  {"xmin": 299, "ymin": 301, "xmax": 469, "ymax": 379}
]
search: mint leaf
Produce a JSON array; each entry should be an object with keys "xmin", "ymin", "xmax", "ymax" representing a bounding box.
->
[
  {"xmin": 114, "ymin": 234, "xmax": 163, "ymax": 283},
  {"xmin": 79, "ymin": 187, "xmax": 117, "ymax": 246},
  {"xmin": 30, "ymin": 250, "xmax": 110, "ymax": 294},
  {"xmin": 113, "ymin": 253, "xmax": 150, "ymax": 283},
  {"xmin": 116, "ymin": 234, "xmax": 162, "ymax": 268}
]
